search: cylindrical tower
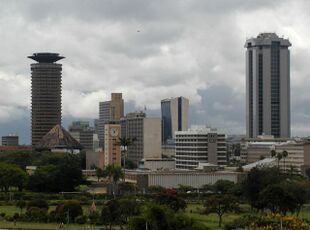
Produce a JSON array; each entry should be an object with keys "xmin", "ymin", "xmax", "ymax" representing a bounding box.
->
[{"xmin": 28, "ymin": 53, "xmax": 65, "ymax": 147}]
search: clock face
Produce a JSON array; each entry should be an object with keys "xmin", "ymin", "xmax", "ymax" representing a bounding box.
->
[{"xmin": 110, "ymin": 128, "xmax": 119, "ymax": 137}]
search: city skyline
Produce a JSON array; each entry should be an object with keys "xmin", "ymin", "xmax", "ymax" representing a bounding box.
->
[{"xmin": 1, "ymin": 1, "xmax": 310, "ymax": 143}]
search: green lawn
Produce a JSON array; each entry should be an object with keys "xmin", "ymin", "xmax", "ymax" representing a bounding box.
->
[
  {"xmin": 186, "ymin": 203, "xmax": 240, "ymax": 230},
  {"xmin": 186, "ymin": 203, "xmax": 310, "ymax": 230},
  {"xmin": 1, "ymin": 203, "xmax": 310, "ymax": 230}
]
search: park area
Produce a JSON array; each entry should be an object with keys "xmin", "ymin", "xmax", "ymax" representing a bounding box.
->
[{"xmin": 1, "ymin": 152, "xmax": 310, "ymax": 229}]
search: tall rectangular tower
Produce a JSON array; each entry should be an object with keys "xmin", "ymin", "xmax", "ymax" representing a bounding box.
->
[
  {"xmin": 245, "ymin": 33, "xmax": 291, "ymax": 138},
  {"xmin": 98, "ymin": 93, "xmax": 124, "ymax": 147},
  {"xmin": 161, "ymin": 96, "xmax": 189, "ymax": 143},
  {"xmin": 104, "ymin": 123, "xmax": 121, "ymax": 166},
  {"xmin": 121, "ymin": 112, "xmax": 161, "ymax": 164},
  {"xmin": 28, "ymin": 53, "xmax": 64, "ymax": 146}
]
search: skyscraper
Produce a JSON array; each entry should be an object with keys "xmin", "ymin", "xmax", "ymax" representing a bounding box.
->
[
  {"xmin": 28, "ymin": 53, "xmax": 64, "ymax": 146},
  {"xmin": 98, "ymin": 93, "xmax": 124, "ymax": 147},
  {"xmin": 161, "ymin": 96, "xmax": 189, "ymax": 143},
  {"xmin": 245, "ymin": 33, "xmax": 291, "ymax": 138}
]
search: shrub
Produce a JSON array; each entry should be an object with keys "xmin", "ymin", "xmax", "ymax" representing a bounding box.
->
[
  {"xmin": 89, "ymin": 211, "xmax": 100, "ymax": 225},
  {"xmin": 75, "ymin": 215, "xmax": 87, "ymax": 224},
  {"xmin": 13, "ymin": 213, "xmax": 20, "ymax": 220},
  {"xmin": 25, "ymin": 207, "xmax": 48, "ymax": 222},
  {"xmin": 55, "ymin": 200, "xmax": 83, "ymax": 222},
  {"xmin": 225, "ymin": 213, "xmax": 310, "ymax": 230},
  {"xmin": 27, "ymin": 199, "xmax": 49, "ymax": 210}
]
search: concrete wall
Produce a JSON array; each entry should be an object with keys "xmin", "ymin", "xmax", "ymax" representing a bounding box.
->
[
  {"xmin": 136, "ymin": 171, "xmax": 243, "ymax": 189},
  {"xmin": 143, "ymin": 118, "xmax": 162, "ymax": 159}
]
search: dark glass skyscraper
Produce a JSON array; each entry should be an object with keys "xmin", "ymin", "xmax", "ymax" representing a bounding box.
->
[
  {"xmin": 245, "ymin": 33, "xmax": 291, "ymax": 138},
  {"xmin": 161, "ymin": 96, "xmax": 189, "ymax": 143},
  {"xmin": 28, "ymin": 53, "xmax": 64, "ymax": 146}
]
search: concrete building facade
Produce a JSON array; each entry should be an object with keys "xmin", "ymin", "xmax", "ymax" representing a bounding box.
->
[
  {"xmin": 98, "ymin": 93, "xmax": 124, "ymax": 147},
  {"xmin": 29, "ymin": 53, "xmax": 64, "ymax": 146},
  {"xmin": 245, "ymin": 33, "xmax": 291, "ymax": 138},
  {"xmin": 161, "ymin": 97, "xmax": 189, "ymax": 144},
  {"xmin": 240, "ymin": 135, "xmax": 291, "ymax": 164},
  {"xmin": 68, "ymin": 121, "xmax": 94, "ymax": 150},
  {"xmin": 104, "ymin": 123, "xmax": 121, "ymax": 166},
  {"xmin": 175, "ymin": 126, "xmax": 227, "ymax": 170},
  {"xmin": 121, "ymin": 112, "xmax": 161, "ymax": 164},
  {"xmin": 1, "ymin": 135, "xmax": 19, "ymax": 146},
  {"xmin": 126, "ymin": 170, "xmax": 244, "ymax": 189}
]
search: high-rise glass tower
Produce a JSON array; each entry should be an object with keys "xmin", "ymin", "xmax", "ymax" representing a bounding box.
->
[
  {"xmin": 245, "ymin": 33, "xmax": 291, "ymax": 138},
  {"xmin": 28, "ymin": 53, "xmax": 64, "ymax": 146},
  {"xmin": 161, "ymin": 96, "xmax": 189, "ymax": 143}
]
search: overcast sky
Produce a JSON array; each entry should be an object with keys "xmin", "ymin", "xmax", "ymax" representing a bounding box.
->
[{"xmin": 1, "ymin": 0, "xmax": 310, "ymax": 144}]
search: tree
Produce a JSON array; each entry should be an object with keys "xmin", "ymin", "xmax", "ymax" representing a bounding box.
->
[
  {"xmin": 154, "ymin": 192, "xmax": 187, "ymax": 212},
  {"xmin": 260, "ymin": 184, "xmax": 297, "ymax": 215},
  {"xmin": 27, "ymin": 199, "xmax": 49, "ymax": 210},
  {"xmin": 0, "ymin": 151, "xmax": 34, "ymax": 169},
  {"xmin": 16, "ymin": 200, "xmax": 26, "ymax": 214},
  {"xmin": 212, "ymin": 180, "xmax": 236, "ymax": 194},
  {"xmin": 106, "ymin": 164, "xmax": 124, "ymax": 197},
  {"xmin": 101, "ymin": 199, "xmax": 121, "ymax": 230},
  {"xmin": 282, "ymin": 150, "xmax": 288, "ymax": 172},
  {"xmin": 147, "ymin": 185, "xmax": 166, "ymax": 194},
  {"xmin": 145, "ymin": 204, "xmax": 171, "ymax": 230},
  {"xmin": 118, "ymin": 137, "xmax": 136, "ymax": 181},
  {"xmin": 281, "ymin": 181, "xmax": 309, "ymax": 216},
  {"xmin": 55, "ymin": 200, "xmax": 83, "ymax": 222},
  {"xmin": 242, "ymin": 167, "xmax": 284, "ymax": 210},
  {"xmin": 118, "ymin": 198, "xmax": 141, "ymax": 228},
  {"xmin": 96, "ymin": 167, "xmax": 107, "ymax": 182},
  {"xmin": 204, "ymin": 194, "xmax": 239, "ymax": 227},
  {"xmin": 276, "ymin": 152, "xmax": 283, "ymax": 168},
  {"xmin": 270, "ymin": 149, "xmax": 276, "ymax": 158},
  {"xmin": 28, "ymin": 154, "xmax": 83, "ymax": 192},
  {"xmin": 178, "ymin": 184, "xmax": 193, "ymax": 193},
  {"xmin": 0, "ymin": 163, "xmax": 28, "ymax": 193}
]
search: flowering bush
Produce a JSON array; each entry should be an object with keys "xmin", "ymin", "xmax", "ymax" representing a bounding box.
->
[{"xmin": 225, "ymin": 213, "xmax": 310, "ymax": 230}]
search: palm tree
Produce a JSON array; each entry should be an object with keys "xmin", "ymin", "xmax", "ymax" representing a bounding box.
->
[
  {"xmin": 276, "ymin": 152, "xmax": 283, "ymax": 169},
  {"xmin": 270, "ymin": 149, "xmax": 276, "ymax": 158},
  {"xmin": 106, "ymin": 164, "xmax": 124, "ymax": 197},
  {"xmin": 117, "ymin": 137, "xmax": 136, "ymax": 182},
  {"xmin": 282, "ymin": 150, "xmax": 288, "ymax": 173}
]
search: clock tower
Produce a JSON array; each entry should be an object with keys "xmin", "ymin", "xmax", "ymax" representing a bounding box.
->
[{"xmin": 104, "ymin": 123, "xmax": 121, "ymax": 166}]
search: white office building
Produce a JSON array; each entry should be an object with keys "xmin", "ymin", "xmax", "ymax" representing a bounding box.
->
[{"xmin": 175, "ymin": 126, "xmax": 227, "ymax": 170}]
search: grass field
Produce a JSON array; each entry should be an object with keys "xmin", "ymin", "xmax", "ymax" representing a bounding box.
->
[{"xmin": 1, "ymin": 203, "xmax": 310, "ymax": 229}]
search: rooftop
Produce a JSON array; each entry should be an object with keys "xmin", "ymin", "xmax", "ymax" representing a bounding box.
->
[
  {"xmin": 35, "ymin": 124, "xmax": 82, "ymax": 150},
  {"xmin": 28, "ymin": 52, "xmax": 65, "ymax": 63},
  {"xmin": 245, "ymin": 32, "xmax": 291, "ymax": 48}
]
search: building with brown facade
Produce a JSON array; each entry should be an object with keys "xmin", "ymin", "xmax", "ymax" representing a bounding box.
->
[{"xmin": 98, "ymin": 93, "xmax": 124, "ymax": 147}]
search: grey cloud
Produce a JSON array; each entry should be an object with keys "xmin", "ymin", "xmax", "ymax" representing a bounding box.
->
[{"xmin": 1, "ymin": 0, "xmax": 310, "ymax": 144}]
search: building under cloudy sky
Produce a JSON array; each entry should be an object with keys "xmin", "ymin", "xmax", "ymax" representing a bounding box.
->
[{"xmin": 0, "ymin": 0, "xmax": 310, "ymax": 143}]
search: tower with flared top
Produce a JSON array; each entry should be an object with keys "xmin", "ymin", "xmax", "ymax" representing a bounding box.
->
[{"xmin": 28, "ymin": 53, "xmax": 65, "ymax": 147}]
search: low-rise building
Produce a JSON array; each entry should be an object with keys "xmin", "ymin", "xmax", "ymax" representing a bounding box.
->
[
  {"xmin": 240, "ymin": 135, "xmax": 291, "ymax": 163},
  {"xmin": 126, "ymin": 170, "xmax": 244, "ymax": 189},
  {"xmin": 175, "ymin": 126, "xmax": 227, "ymax": 170},
  {"xmin": 241, "ymin": 136, "xmax": 310, "ymax": 174},
  {"xmin": 1, "ymin": 135, "xmax": 19, "ymax": 146},
  {"xmin": 138, "ymin": 158, "xmax": 175, "ymax": 171}
]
